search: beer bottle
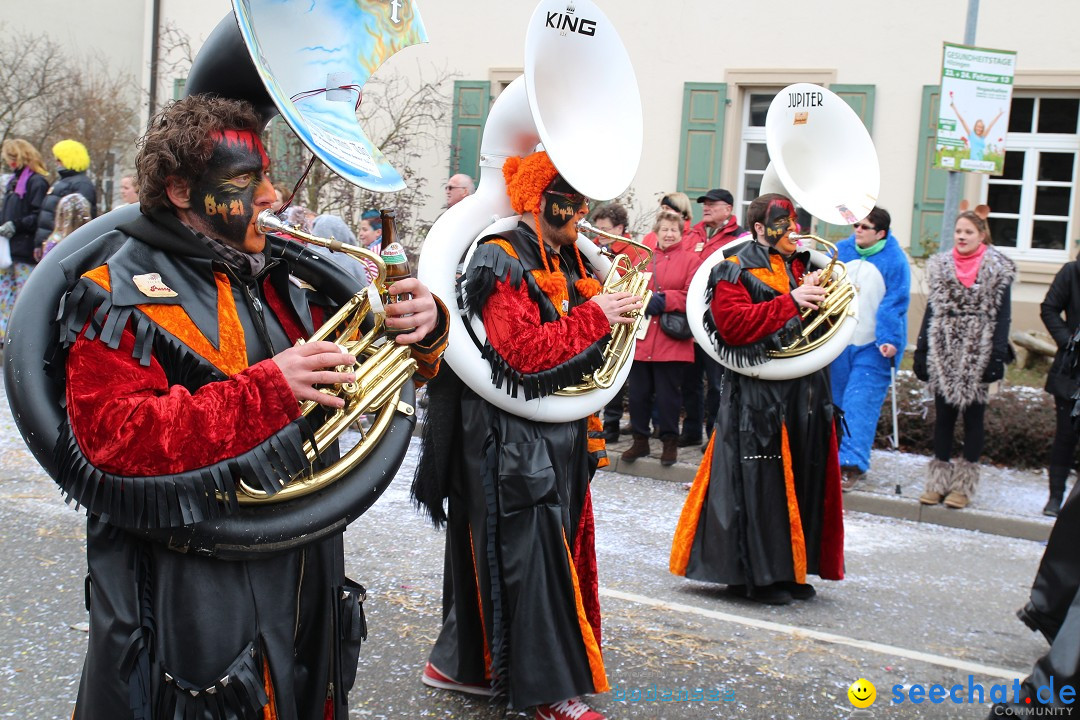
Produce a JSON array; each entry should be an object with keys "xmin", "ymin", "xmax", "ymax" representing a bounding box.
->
[{"xmin": 380, "ymin": 209, "xmax": 416, "ymax": 335}]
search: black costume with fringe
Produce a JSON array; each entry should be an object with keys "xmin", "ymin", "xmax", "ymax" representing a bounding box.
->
[
  {"xmin": 59, "ymin": 210, "xmax": 367, "ymax": 720},
  {"xmin": 415, "ymin": 223, "xmax": 610, "ymax": 709}
]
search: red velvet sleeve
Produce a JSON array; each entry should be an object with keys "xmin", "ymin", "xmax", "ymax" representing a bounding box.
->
[
  {"xmin": 710, "ymin": 278, "xmax": 799, "ymax": 346},
  {"xmin": 65, "ymin": 328, "xmax": 301, "ymax": 477},
  {"xmin": 482, "ymin": 278, "xmax": 611, "ymax": 374}
]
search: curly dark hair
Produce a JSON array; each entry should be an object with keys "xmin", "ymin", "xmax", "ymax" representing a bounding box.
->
[
  {"xmin": 591, "ymin": 202, "xmax": 629, "ymax": 230},
  {"xmin": 135, "ymin": 96, "xmax": 263, "ymax": 212}
]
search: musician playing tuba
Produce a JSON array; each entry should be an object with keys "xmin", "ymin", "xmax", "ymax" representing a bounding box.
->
[
  {"xmin": 414, "ymin": 150, "xmax": 640, "ymax": 720},
  {"xmin": 670, "ymin": 193, "xmax": 846, "ymax": 606},
  {"xmin": 57, "ymin": 96, "xmax": 449, "ymax": 719}
]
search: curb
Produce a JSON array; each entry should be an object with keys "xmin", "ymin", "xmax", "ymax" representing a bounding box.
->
[
  {"xmin": 597, "ymin": 456, "xmax": 1051, "ymax": 544},
  {"xmin": 413, "ymin": 420, "xmax": 1051, "ymax": 544}
]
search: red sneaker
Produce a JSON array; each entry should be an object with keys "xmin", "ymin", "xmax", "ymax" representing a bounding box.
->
[
  {"xmin": 420, "ymin": 662, "xmax": 492, "ymax": 696},
  {"xmin": 536, "ymin": 698, "xmax": 606, "ymax": 720}
]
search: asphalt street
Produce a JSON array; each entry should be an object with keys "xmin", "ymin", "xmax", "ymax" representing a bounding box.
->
[{"xmin": 0, "ymin": 410, "xmax": 1055, "ymax": 720}]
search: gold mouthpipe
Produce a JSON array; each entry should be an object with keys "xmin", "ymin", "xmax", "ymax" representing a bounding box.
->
[{"xmin": 257, "ymin": 210, "xmax": 387, "ymax": 288}]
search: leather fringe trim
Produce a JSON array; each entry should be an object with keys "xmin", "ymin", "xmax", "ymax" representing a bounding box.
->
[
  {"xmin": 463, "ymin": 242, "xmax": 527, "ymax": 316},
  {"xmin": 158, "ymin": 642, "xmax": 268, "ymax": 720},
  {"xmin": 480, "ymin": 438, "xmax": 509, "ymax": 701},
  {"xmin": 52, "ymin": 414, "xmax": 318, "ymax": 530},
  {"xmin": 480, "ymin": 336, "xmax": 610, "ymax": 401},
  {"xmin": 701, "ymin": 265, "xmax": 802, "ymax": 368},
  {"xmin": 411, "ymin": 368, "xmax": 465, "ymax": 527}
]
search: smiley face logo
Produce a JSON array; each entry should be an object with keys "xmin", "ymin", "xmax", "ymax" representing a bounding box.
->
[{"xmin": 848, "ymin": 678, "xmax": 876, "ymax": 708}]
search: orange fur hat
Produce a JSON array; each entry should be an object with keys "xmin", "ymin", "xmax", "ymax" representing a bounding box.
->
[{"xmin": 501, "ymin": 150, "xmax": 601, "ymax": 299}]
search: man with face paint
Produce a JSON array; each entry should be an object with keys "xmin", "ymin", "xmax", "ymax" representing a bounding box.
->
[
  {"xmin": 413, "ymin": 150, "xmax": 640, "ymax": 720},
  {"xmin": 670, "ymin": 192, "xmax": 845, "ymax": 606},
  {"xmin": 50, "ymin": 96, "xmax": 449, "ymax": 720}
]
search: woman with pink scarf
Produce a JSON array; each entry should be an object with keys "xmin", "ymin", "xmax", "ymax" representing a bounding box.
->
[
  {"xmin": 913, "ymin": 210, "xmax": 1016, "ymax": 509},
  {"xmin": 0, "ymin": 139, "xmax": 49, "ymax": 343}
]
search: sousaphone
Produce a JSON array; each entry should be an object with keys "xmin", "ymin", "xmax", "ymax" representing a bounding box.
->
[
  {"xmin": 686, "ymin": 83, "xmax": 875, "ymax": 380},
  {"xmin": 2, "ymin": 0, "xmax": 428, "ymax": 558},
  {"xmin": 417, "ymin": 0, "xmax": 645, "ymax": 423}
]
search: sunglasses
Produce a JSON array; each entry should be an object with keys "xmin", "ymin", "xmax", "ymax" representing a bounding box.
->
[
  {"xmin": 853, "ymin": 222, "xmax": 877, "ymax": 231},
  {"xmin": 544, "ymin": 189, "xmax": 589, "ymax": 207},
  {"xmin": 445, "ymin": 184, "xmax": 467, "ymax": 191}
]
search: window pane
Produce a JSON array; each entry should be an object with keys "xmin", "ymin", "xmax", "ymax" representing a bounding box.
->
[
  {"xmin": 749, "ymin": 94, "xmax": 774, "ymax": 127},
  {"xmin": 1039, "ymin": 152, "xmax": 1075, "ymax": 182},
  {"xmin": 1009, "ymin": 98, "xmax": 1034, "ymax": 132},
  {"xmin": 744, "ymin": 173, "xmax": 763, "ymax": 202},
  {"xmin": 1032, "ymin": 220, "xmax": 1068, "ymax": 250},
  {"xmin": 987, "ymin": 182, "xmax": 1022, "ymax": 214},
  {"xmin": 1001, "ymin": 150, "xmax": 1025, "ymax": 180},
  {"xmin": 1035, "ymin": 186, "xmax": 1073, "ymax": 217},
  {"xmin": 746, "ymin": 143, "xmax": 769, "ymax": 172},
  {"xmin": 988, "ymin": 217, "xmax": 1018, "ymax": 247},
  {"xmin": 1038, "ymin": 98, "xmax": 1080, "ymax": 134}
]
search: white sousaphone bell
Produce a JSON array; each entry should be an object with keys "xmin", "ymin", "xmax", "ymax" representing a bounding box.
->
[
  {"xmin": 417, "ymin": 0, "xmax": 644, "ymax": 423},
  {"xmin": 686, "ymin": 83, "xmax": 879, "ymax": 380}
]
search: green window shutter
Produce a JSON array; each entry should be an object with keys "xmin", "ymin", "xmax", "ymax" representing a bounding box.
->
[
  {"xmin": 173, "ymin": 77, "xmax": 186, "ymax": 100},
  {"xmin": 450, "ymin": 81, "xmax": 490, "ymax": 180},
  {"xmin": 677, "ymin": 83, "xmax": 727, "ymax": 224},
  {"xmin": 910, "ymin": 85, "xmax": 948, "ymax": 257},
  {"xmin": 814, "ymin": 84, "xmax": 877, "ymax": 243}
]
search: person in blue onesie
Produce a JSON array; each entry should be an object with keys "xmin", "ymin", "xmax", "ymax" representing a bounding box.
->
[{"xmin": 829, "ymin": 207, "xmax": 910, "ymax": 490}]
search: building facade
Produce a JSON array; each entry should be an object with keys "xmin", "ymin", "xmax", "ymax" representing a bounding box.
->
[{"xmin": 14, "ymin": 0, "xmax": 1080, "ymax": 334}]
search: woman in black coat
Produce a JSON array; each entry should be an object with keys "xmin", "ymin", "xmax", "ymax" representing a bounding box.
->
[
  {"xmin": 1039, "ymin": 259, "xmax": 1080, "ymax": 515},
  {"xmin": 0, "ymin": 138, "xmax": 49, "ymax": 342},
  {"xmin": 33, "ymin": 139, "xmax": 97, "ymax": 256}
]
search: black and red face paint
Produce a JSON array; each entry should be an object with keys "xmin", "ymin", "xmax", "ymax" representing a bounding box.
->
[
  {"xmin": 190, "ymin": 130, "xmax": 270, "ymax": 248},
  {"xmin": 763, "ymin": 197, "xmax": 797, "ymax": 247}
]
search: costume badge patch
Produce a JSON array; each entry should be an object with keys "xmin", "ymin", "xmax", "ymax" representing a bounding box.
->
[{"xmin": 132, "ymin": 273, "xmax": 178, "ymax": 298}]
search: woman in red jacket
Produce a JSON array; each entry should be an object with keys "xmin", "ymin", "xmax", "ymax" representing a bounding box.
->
[{"xmin": 622, "ymin": 210, "xmax": 698, "ymax": 466}]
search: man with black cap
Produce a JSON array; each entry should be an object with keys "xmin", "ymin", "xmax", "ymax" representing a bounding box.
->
[
  {"xmin": 679, "ymin": 189, "xmax": 744, "ymax": 448},
  {"xmin": 684, "ymin": 188, "xmax": 743, "ymax": 261}
]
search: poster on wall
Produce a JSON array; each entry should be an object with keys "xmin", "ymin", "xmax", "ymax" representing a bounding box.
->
[{"xmin": 934, "ymin": 42, "xmax": 1017, "ymax": 176}]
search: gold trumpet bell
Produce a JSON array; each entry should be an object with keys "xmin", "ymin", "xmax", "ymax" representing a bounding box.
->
[
  {"xmin": 775, "ymin": 234, "xmax": 858, "ymax": 358},
  {"xmin": 236, "ymin": 211, "xmax": 418, "ymax": 504},
  {"xmin": 558, "ymin": 220, "xmax": 653, "ymax": 393}
]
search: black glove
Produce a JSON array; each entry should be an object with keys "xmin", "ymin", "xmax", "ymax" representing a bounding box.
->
[
  {"xmin": 0, "ymin": 221, "xmax": 14, "ymax": 239},
  {"xmin": 912, "ymin": 351, "xmax": 929, "ymax": 382},
  {"xmin": 981, "ymin": 355, "xmax": 1006, "ymax": 383},
  {"xmin": 645, "ymin": 292, "xmax": 665, "ymax": 317}
]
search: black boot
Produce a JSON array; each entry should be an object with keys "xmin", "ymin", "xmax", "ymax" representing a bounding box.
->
[
  {"xmin": 602, "ymin": 422, "xmax": 620, "ymax": 442},
  {"xmin": 1044, "ymin": 465, "xmax": 1069, "ymax": 517}
]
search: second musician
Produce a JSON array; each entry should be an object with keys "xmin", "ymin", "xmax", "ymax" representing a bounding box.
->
[
  {"xmin": 670, "ymin": 193, "xmax": 845, "ymax": 605},
  {"xmin": 416, "ymin": 150, "xmax": 641, "ymax": 720}
]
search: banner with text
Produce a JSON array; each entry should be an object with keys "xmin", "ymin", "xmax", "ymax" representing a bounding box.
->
[{"xmin": 935, "ymin": 42, "xmax": 1017, "ymax": 176}]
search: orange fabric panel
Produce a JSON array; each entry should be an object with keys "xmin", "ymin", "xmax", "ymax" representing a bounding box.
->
[
  {"xmin": 747, "ymin": 254, "xmax": 792, "ymax": 295},
  {"xmin": 669, "ymin": 432, "xmax": 716, "ymax": 576},
  {"xmin": 586, "ymin": 414, "xmax": 609, "ymax": 470},
  {"xmin": 468, "ymin": 526, "xmax": 493, "ymax": 679},
  {"xmin": 262, "ymin": 655, "xmax": 279, "ymax": 720},
  {"xmin": 780, "ymin": 423, "xmax": 807, "ymax": 584},
  {"xmin": 82, "ymin": 266, "xmax": 249, "ymax": 377},
  {"xmin": 487, "ymin": 237, "xmax": 518, "ymax": 259},
  {"xmin": 561, "ymin": 534, "xmax": 609, "ymax": 694}
]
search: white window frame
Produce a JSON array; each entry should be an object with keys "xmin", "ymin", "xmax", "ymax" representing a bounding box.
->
[
  {"xmin": 981, "ymin": 92, "xmax": 1080, "ymax": 263},
  {"xmin": 735, "ymin": 89, "xmax": 776, "ymax": 217}
]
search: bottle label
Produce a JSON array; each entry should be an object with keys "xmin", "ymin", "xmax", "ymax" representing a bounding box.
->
[{"xmin": 381, "ymin": 242, "xmax": 407, "ymax": 264}]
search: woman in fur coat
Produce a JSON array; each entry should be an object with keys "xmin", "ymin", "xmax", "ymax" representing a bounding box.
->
[{"xmin": 913, "ymin": 210, "xmax": 1016, "ymax": 509}]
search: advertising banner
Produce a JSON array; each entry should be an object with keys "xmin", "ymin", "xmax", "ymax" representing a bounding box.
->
[{"xmin": 934, "ymin": 42, "xmax": 1017, "ymax": 175}]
